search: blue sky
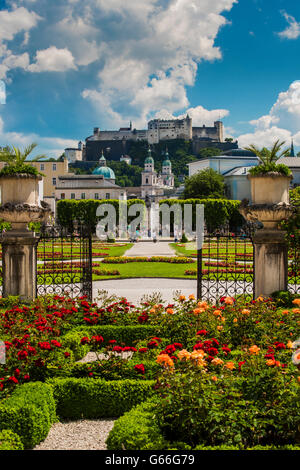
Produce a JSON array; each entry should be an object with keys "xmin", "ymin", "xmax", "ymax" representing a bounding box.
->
[{"xmin": 0, "ymin": 0, "xmax": 300, "ymax": 158}]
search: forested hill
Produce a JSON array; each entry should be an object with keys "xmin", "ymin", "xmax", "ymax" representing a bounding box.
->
[{"xmin": 69, "ymin": 140, "xmax": 222, "ymax": 188}]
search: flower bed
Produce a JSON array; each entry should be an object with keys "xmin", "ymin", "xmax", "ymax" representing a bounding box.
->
[
  {"xmin": 102, "ymin": 256, "xmax": 194, "ymax": 264},
  {"xmin": 0, "ymin": 293, "xmax": 300, "ymax": 450}
]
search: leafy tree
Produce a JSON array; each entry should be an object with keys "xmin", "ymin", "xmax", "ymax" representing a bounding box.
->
[
  {"xmin": 0, "ymin": 143, "xmax": 47, "ymax": 176},
  {"xmin": 183, "ymin": 168, "xmax": 225, "ymax": 199},
  {"xmin": 244, "ymin": 140, "xmax": 290, "ymax": 165},
  {"xmin": 245, "ymin": 140, "xmax": 292, "ymax": 176},
  {"xmin": 198, "ymin": 147, "xmax": 221, "ymax": 158}
]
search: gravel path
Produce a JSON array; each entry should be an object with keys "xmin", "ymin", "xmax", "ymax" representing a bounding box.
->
[{"xmin": 34, "ymin": 419, "xmax": 116, "ymax": 450}]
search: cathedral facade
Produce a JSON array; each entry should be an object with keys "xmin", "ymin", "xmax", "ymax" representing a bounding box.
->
[{"xmin": 141, "ymin": 148, "xmax": 175, "ymax": 198}]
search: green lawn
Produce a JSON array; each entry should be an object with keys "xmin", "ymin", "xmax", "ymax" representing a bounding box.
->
[
  {"xmin": 170, "ymin": 241, "xmax": 254, "ymax": 259},
  {"xmin": 36, "ymin": 242, "xmax": 133, "ymax": 260}
]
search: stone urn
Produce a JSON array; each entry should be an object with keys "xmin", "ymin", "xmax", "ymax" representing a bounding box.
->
[
  {"xmin": 0, "ymin": 173, "xmax": 50, "ymax": 234},
  {"xmin": 248, "ymin": 173, "xmax": 292, "ymax": 205},
  {"xmin": 240, "ymin": 173, "xmax": 294, "ymax": 229},
  {"xmin": 239, "ymin": 172, "xmax": 295, "ymax": 297}
]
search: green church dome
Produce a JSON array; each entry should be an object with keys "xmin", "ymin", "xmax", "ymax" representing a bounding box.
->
[
  {"xmin": 145, "ymin": 156, "xmax": 154, "ymax": 164},
  {"xmin": 92, "ymin": 165, "xmax": 115, "ymax": 179},
  {"xmin": 145, "ymin": 147, "xmax": 154, "ymax": 165}
]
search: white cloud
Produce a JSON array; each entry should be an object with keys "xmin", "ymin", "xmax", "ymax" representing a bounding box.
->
[
  {"xmin": 0, "ymin": 114, "xmax": 78, "ymax": 158},
  {"xmin": 81, "ymin": 0, "xmax": 238, "ymax": 125},
  {"xmin": 0, "ymin": 44, "xmax": 30, "ymax": 79},
  {"xmin": 237, "ymin": 81, "xmax": 300, "ymax": 149},
  {"xmin": 28, "ymin": 46, "xmax": 77, "ymax": 72},
  {"xmin": 154, "ymin": 105, "xmax": 229, "ymax": 126},
  {"xmin": 0, "ymin": 7, "xmax": 41, "ymax": 42},
  {"xmin": 278, "ymin": 11, "xmax": 300, "ymax": 40},
  {"xmin": 238, "ymin": 126, "xmax": 292, "ymax": 149}
]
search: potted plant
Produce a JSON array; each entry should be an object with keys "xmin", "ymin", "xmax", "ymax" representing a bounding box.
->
[
  {"xmin": 0, "ymin": 143, "xmax": 50, "ymax": 232},
  {"xmin": 244, "ymin": 140, "xmax": 292, "ymax": 204}
]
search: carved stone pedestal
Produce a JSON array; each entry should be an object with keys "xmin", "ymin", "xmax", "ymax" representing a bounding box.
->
[
  {"xmin": 253, "ymin": 229, "xmax": 288, "ymax": 297},
  {"xmin": 1, "ymin": 232, "xmax": 39, "ymax": 301}
]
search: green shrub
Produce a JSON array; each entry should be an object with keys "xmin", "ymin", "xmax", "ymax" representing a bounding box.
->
[
  {"xmin": 106, "ymin": 399, "xmax": 167, "ymax": 450},
  {"xmin": 62, "ymin": 325, "xmax": 158, "ymax": 348},
  {"xmin": 0, "ymin": 382, "xmax": 56, "ymax": 449},
  {"xmin": 271, "ymin": 290, "xmax": 297, "ymax": 307},
  {"xmin": 48, "ymin": 378, "xmax": 155, "ymax": 419},
  {"xmin": 0, "ymin": 430, "xmax": 24, "ymax": 450},
  {"xmin": 68, "ymin": 359, "xmax": 160, "ymax": 381}
]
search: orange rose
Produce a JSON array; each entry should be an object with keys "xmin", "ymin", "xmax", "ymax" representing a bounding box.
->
[
  {"xmin": 224, "ymin": 297, "xmax": 234, "ymax": 305},
  {"xmin": 177, "ymin": 349, "xmax": 191, "ymax": 361},
  {"xmin": 217, "ymin": 325, "xmax": 223, "ymax": 331},
  {"xmin": 189, "ymin": 294, "xmax": 195, "ymax": 300},
  {"xmin": 156, "ymin": 354, "xmax": 174, "ymax": 368},
  {"xmin": 197, "ymin": 301, "xmax": 208, "ymax": 309},
  {"xmin": 233, "ymin": 318, "xmax": 238, "ymax": 323},
  {"xmin": 211, "ymin": 376, "xmax": 218, "ymax": 382},
  {"xmin": 241, "ymin": 309, "xmax": 250, "ymax": 315},
  {"xmin": 166, "ymin": 308, "xmax": 174, "ymax": 315},
  {"xmin": 292, "ymin": 299, "xmax": 300, "ymax": 306},
  {"xmin": 179, "ymin": 295, "xmax": 186, "ymax": 301},
  {"xmin": 211, "ymin": 357, "xmax": 224, "ymax": 366},
  {"xmin": 292, "ymin": 308, "xmax": 300, "ymax": 314},
  {"xmin": 224, "ymin": 361, "xmax": 235, "ymax": 370},
  {"xmin": 193, "ymin": 308, "xmax": 205, "ymax": 315},
  {"xmin": 282, "ymin": 310, "xmax": 289, "ymax": 315},
  {"xmin": 213, "ymin": 309, "xmax": 222, "ymax": 317},
  {"xmin": 266, "ymin": 359, "xmax": 276, "ymax": 366},
  {"xmin": 256, "ymin": 296, "xmax": 264, "ymax": 302},
  {"xmin": 249, "ymin": 345, "xmax": 260, "ymax": 355},
  {"xmin": 287, "ymin": 341, "xmax": 293, "ymax": 349}
]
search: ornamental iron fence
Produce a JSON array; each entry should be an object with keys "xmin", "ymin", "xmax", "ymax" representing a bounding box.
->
[
  {"xmin": 288, "ymin": 234, "xmax": 300, "ymax": 295},
  {"xmin": 197, "ymin": 231, "xmax": 255, "ymax": 302},
  {"xmin": 36, "ymin": 224, "xmax": 93, "ymax": 301}
]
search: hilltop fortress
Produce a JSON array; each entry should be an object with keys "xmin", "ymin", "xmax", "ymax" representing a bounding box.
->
[
  {"xmin": 65, "ymin": 116, "xmax": 236, "ymax": 163},
  {"xmin": 88, "ymin": 115, "xmax": 223, "ymax": 144}
]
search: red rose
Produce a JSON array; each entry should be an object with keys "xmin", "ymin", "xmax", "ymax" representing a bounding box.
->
[
  {"xmin": 134, "ymin": 364, "xmax": 145, "ymax": 375},
  {"xmin": 80, "ymin": 337, "xmax": 90, "ymax": 344},
  {"xmin": 147, "ymin": 340, "xmax": 158, "ymax": 349},
  {"xmin": 138, "ymin": 348, "xmax": 148, "ymax": 353},
  {"xmin": 197, "ymin": 330, "xmax": 208, "ymax": 336},
  {"xmin": 8, "ymin": 376, "xmax": 18, "ymax": 384},
  {"xmin": 38, "ymin": 341, "xmax": 51, "ymax": 350}
]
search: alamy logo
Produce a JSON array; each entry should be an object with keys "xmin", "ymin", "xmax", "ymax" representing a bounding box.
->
[
  {"xmin": 0, "ymin": 340, "xmax": 5, "ymax": 364},
  {"xmin": 95, "ymin": 202, "xmax": 205, "ymax": 250},
  {"xmin": 0, "ymin": 81, "xmax": 6, "ymax": 104}
]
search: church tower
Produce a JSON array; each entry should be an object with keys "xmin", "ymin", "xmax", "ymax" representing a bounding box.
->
[
  {"xmin": 141, "ymin": 147, "xmax": 158, "ymax": 196},
  {"xmin": 161, "ymin": 147, "xmax": 174, "ymax": 187}
]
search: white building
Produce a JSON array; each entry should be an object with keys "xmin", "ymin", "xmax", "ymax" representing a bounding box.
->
[
  {"xmin": 147, "ymin": 115, "xmax": 192, "ymax": 144},
  {"xmin": 55, "ymin": 152, "xmax": 126, "ymax": 201},
  {"xmin": 141, "ymin": 148, "xmax": 174, "ymax": 198},
  {"xmin": 277, "ymin": 156, "xmax": 300, "ymax": 187},
  {"xmin": 64, "ymin": 142, "xmax": 83, "ymax": 163}
]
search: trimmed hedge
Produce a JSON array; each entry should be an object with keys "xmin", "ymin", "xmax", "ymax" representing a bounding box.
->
[
  {"xmin": 0, "ymin": 382, "xmax": 56, "ymax": 449},
  {"xmin": 106, "ymin": 399, "xmax": 168, "ymax": 450},
  {"xmin": 0, "ymin": 429, "xmax": 24, "ymax": 450},
  {"xmin": 159, "ymin": 198, "xmax": 244, "ymax": 232},
  {"xmin": 66, "ymin": 359, "xmax": 161, "ymax": 381},
  {"xmin": 62, "ymin": 325, "xmax": 158, "ymax": 350},
  {"xmin": 57, "ymin": 199, "xmax": 145, "ymax": 232},
  {"xmin": 107, "ymin": 400, "xmax": 300, "ymax": 451},
  {"xmin": 48, "ymin": 377, "xmax": 155, "ymax": 419}
]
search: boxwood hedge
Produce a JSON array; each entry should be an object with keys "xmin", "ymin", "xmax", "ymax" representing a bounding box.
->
[
  {"xmin": 0, "ymin": 382, "xmax": 56, "ymax": 449},
  {"xmin": 0, "ymin": 430, "xmax": 24, "ymax": 450},
  {"xmin": 48, "ymin": 378, "xmax": 155, "ymax": 420}
]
